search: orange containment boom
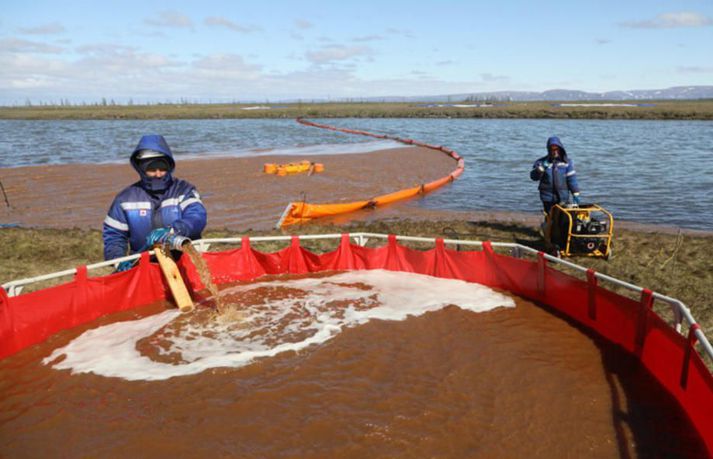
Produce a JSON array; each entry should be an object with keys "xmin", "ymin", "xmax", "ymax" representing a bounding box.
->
[
  {"xmin": 264, "ymin": 160, "xmax": 324, "ymax": 176},
  {"xmin": 276, "ymin": 118, "xmax": 465, "ymax": 227}
]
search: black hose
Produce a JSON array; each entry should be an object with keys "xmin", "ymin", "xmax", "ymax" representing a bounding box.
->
[
  {"xmin": 0, "ymin": 179, "xmax": 10, "ymax": 208},
  {"xmin": 442, "ymin": 226, "xmax": 462, "ymax": 251}
]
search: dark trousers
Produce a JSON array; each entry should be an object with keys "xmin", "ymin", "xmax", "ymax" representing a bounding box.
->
[{"xmin": 542, "ymin": 201, "xmax": 555, "ymax": 215}]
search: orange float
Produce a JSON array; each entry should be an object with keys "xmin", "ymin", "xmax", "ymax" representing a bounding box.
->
[{"xmin": 264, "ymin": 160, "xmax": 324, "ymax": 176}]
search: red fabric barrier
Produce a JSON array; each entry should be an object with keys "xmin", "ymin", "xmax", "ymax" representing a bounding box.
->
[
  {"xmin": 1, "ymin": 238, "xmax": 711, "ymax": 454},
  {"xmin": 0, "ymin": 252, "xmax": 166, "ymax": 358}
]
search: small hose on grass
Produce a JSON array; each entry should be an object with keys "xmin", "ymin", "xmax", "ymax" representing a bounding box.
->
[
  {"xmin": 442, "ymin": 226, "xmax": 464, "ymax": 251},
  {"xmin": 0, "ymin": 179, "xmax": 10, "ymax": 208}
]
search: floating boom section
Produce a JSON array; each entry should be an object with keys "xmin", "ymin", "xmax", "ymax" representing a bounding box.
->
[
  {"xmin": 276, "ymin": 119, "xmax": 465, "ymax": 227},
  {"xmin": 1, "ymin": 236, "xmax": 712, "ymax": 454}
]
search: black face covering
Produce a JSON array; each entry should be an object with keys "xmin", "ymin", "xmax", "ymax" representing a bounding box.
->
[{"xmin": 138, "ymin": 158, "xmax": 173, "ymax": 192}]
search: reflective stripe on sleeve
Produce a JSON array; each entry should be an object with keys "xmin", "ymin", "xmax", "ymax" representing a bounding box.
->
[
  {"xmin": 120, "ymin": 201, "xmax": 151, "ymax": 210},
  {"xmin": 161, "ymin": 198, "xmax": 181, "ymax": 208},
  {"xmin": 566, "ymin": 170, "xmax": 577, "ymax": 176},
  {"xmin": 104, "ymin": 215, "xmax": 129, "ymax": 231}
]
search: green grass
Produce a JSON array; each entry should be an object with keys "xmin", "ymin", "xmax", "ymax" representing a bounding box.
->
[
  {"xmin": 1, "ymin": 100, "xmax": 713, "ymax": 120},
  {"xmin": 2, "ymin": 220, "xmax": 712, "ymax": 342}
]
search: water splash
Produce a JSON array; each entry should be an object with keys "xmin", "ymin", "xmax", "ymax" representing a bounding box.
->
[{"xmin": 182, "ymin": 244, "xmax": 223, "ymax": 311}]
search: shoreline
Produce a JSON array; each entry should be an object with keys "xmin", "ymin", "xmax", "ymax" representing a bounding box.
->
[
  {"xmin": 2, "ymin": 100, "xmax": 713, "ymax": 121},
  {"xmin": 315, "ymin": 206, "xmax": 713, "ymax": 237},
  {"xmin": 1, "ymin": 156, "xmax": 710, "ymax": 237}
]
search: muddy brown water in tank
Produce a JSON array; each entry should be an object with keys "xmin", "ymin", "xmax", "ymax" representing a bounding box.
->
[{"xmin": 0, "ymin": 271, "xmax": 707, "ymax": 458}]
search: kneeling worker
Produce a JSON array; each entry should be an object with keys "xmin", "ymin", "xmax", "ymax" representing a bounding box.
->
[{"xmin": 103, "ymin": 134, "xmax": 207, "ymax": 270}]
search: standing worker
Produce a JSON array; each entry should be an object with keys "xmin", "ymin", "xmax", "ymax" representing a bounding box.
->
[
  {"xmin": 530, "ymin": 136, "xmax": 581, "ymax": 215},
  {"xmin": 103, "ymin": 134, "xmax": 207, "ymax": 270}
]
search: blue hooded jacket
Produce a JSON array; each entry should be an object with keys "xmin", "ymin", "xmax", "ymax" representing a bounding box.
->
[
  {"xmin": 530, "ymin": 136, "xmax": 580, "ymax": 204},
  {"xmin": 102, "ymin": 135, "xmax": 207, "ymax": 261}
]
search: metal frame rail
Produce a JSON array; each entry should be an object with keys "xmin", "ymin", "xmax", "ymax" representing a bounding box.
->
[{"xmin": 3, "ymin": 232, "xmax": 712, "ymax": 362}]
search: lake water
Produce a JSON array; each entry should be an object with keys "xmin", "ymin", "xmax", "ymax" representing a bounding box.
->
[{"xmin": 1, "ymin": 118, "xmax": 711, "ymax": 230}]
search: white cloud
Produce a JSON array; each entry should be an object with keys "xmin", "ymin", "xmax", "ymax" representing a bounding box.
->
[
  {"xmin": 0, "ymin": 37, "xmax": 584, "ymax": 104},
  {"xmin": 76, "ymin": 43, "xmax": 134, "ymax": 55},
  {"xmin": 621, "ymin": 11, "xmax": 713, "ymax": 29},
  {"xmin": 677, "ymin": 66, "xmax": 713, "ymax": 74},
  {"xmin": 204, "ymin": 17, "xmax": 261, "ymax": 33},
  {"xmin": 0, "ymin": 53, "xmax": 73, "ymax": 93},
  {"xmin": 192, "ymin": 54, "xmax": 262, "ymax": 77},
  {"xmin": 17, "ymin": 22, "xmax": 66, "ymax": 35},
  {"xmin": 74, "ymin": 43, "xmax": 180, "ymax": 69},
  {"xmin": 386, "ymin": 27, "xmax": 414, "ymax": 38},
  {"xmin": 0, "ymin": 43, "xmax": 484, "ymax": 103},
  {"xmin": 352, "ymin": 35, "xmax": 384, "ymax": 42},
  {"xmin": 294, "ymin": 19, "xmax": 314, "ymax": 30},
  {"xmin": 409, "ymin": 70, "xmax": 432, "ymax": 80},
  {"xmin": 305, "ymin": 45, "xmax": 373, "ymax": 64},
  {"xmin": 0, "ymin": 37, "xmax": 64, "ymax": 54},
  {"xmin": 0, "ymin": 44, "xmax": 273, "ymax": 103},
  {"xmin": 480, "ymin": 73, "xmax": 509, "ymax": 83},
  {"xmin": 144, "ymin": 11, "xmax": 194, "ymax": 29},
  {"xmin": 1, "ymin": 53, "xmax": 68, "ymax": 74}
]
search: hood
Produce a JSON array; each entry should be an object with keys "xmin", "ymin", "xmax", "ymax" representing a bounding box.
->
[
  {"xmin": 129, "ymin": 134, "xmax": 176, "ymax": 192},
  {"xmin": 546, "ymin": 136, "xmax": 568, "ymax": 160}
]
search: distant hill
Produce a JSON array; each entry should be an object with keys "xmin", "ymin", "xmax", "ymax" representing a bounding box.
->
[{"xmin": 354, "ymin": 86, "xmax": 713, "ymax": 103}]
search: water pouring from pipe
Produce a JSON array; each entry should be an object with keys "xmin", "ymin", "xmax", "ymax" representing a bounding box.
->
[{"xmin": 156, "ymin": 234, "xmax": 231, "ymax": 316}]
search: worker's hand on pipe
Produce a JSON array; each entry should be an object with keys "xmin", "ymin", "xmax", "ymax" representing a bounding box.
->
[
  {"xmin": 116, "ymin": 260, "xmax": 135, "ymax": 272},
  {"xmin": 146, "ymin": 227, "xmax": 171, "ymax": 247}
]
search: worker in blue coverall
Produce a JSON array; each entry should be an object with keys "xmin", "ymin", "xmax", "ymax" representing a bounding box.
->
[
  {"xmin": 530, "ymin": 136, "xmax": 581, "ymax": 214},
  {"xmin": 530, "ymin": 136, "xmax": 581, "ymax": 241},
  {"xmin": 102, "ymin": 134, "xmax": 207, "ymax": 271}
]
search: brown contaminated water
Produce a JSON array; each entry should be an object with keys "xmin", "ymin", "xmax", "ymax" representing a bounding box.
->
[
  {"xmin": 0, "ymin": 276, "xmax": 707, "ymax": 458},
  {"xmin": 2, "ymin": 146, "xmax": 705, "ymax": 235},
  {"xmin": 0, "ymin": 147, "xmax": 459, "ymax": 231}
]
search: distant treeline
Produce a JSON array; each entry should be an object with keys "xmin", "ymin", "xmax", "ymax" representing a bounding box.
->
[
  {"xmin": 12, "ymin": 95, "xmax": 515, "ymax": 107},
  {"xmin": 1, "ymin": 100, "xmax": 712, "ymax": 120}
]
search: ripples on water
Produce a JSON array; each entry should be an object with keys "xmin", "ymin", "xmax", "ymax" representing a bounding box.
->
[
  {"xmin": 1, "ymin": 118, "xmax": 711, "ymax": 229},
  {"xmin": 323, "ymin": 119, "xmax": 713, "ymax": 230}
]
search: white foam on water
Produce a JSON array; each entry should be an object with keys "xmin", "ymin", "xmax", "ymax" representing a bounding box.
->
[
  {"xmin": 178, "ymin": 140, "xmax": 410, "ymax": 161},
  {"xmin": 44, "ymin": 270, "xmax": 515, "ymax": 381},
  {"xmin": 87, "ymin": 140, "xmax": 410, "ymax": 166}
]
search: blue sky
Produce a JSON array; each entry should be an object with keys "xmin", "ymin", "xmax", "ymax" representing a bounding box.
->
[{"xmin": 2, "ymin": 0, "xmax": 712, "ymax": 104}]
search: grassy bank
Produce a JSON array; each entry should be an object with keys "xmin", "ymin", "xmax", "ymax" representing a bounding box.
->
[
  {"xmin": 2, "ymin": 100, "xmax": 713, "ymax": 120},
  {"xmin": 2, "ymin": 220, "xmax": 712, "ymax": 342}
]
